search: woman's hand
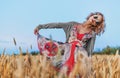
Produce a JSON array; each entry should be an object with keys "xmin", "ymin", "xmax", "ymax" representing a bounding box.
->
[{"xmin": 34, "ymin": 28, "xmax": 39, "ymax": 35}]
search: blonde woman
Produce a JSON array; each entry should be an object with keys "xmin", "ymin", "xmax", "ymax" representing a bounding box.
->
[{"xmin": 34, "ymin": 12, "xmax": 105, "ymax": 74}]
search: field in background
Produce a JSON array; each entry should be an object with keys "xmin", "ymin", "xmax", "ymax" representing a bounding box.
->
[
  {"xmin": 0, "ymin": 51, "xmax": 120, "ymax": 78},
  {"xmin": 92, "ymin": 52, "xmax": 120, "ymax": 78}
]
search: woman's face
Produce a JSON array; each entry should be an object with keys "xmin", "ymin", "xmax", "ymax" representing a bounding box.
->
[{"xmin": 88, "ymin": 13, "xmax": 103, "ymax": 26}]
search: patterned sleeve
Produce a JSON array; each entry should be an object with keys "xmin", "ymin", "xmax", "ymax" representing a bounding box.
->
[
  {"xmin": 85, "ymin": 32, "xmax": 96, "ymax": 56},
  {"xmin": 35, "ymin": 22, "xmax": 78, "ymax": 42},
  {"xmin": 36, "ymin": 22, "xmax": 72, "ymax": 32}
]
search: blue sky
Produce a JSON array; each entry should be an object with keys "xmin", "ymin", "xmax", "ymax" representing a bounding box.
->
[{"xmin": 0, "ymin": 0, "xmax": 120, "ymax": 54}]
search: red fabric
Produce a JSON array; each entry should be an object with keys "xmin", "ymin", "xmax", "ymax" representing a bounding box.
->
[
  {"xmin": 44, "ymin": 42, "xmax": 58, "ymax": 56},
  {"xmin": 77, "ymin": 33, "xmax": 84, "ymax": 41},
  {"xmin": 64, "ymin": 41, "xmax": 79, "ymax": 74},
  {"xmin": 38, "ymin": 41, "xmax": 58, "ymax": 56}
]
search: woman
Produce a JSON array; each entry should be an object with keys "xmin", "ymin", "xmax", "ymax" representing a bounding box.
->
[{"xmin": 34, "ymin": 12, "xmax": 105, "ymax": 74}]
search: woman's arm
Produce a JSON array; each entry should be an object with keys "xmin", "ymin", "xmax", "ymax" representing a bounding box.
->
[
  {"xmin": 34, "ymin": 22, "xmax": 75, "ymax": 34},
  {"xmin": 34, "ymin": 22, "xmax": 78, "ymax": 42},
  {"xmin": 37, "ymin": 22, "xmax": 69, "ymax": 30}
]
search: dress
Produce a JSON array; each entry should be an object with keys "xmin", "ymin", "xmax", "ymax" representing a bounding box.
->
[
  {"xmin": 36, "ymin": 21, "xmax": 96, "ymax": 56},
  {"xmin": 62, "ymin": 25, "xmax": 92, "ymax": 74},
  {"xmin": 37, "ymin": 25, "xmax": 92, "ymax": 74}
]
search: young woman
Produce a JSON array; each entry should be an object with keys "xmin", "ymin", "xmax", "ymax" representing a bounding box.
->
[{"xmin": 34, "ymin": 12, "xmax": 105, "ymax": 74}]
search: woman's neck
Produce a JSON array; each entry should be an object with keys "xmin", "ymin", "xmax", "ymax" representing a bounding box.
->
[
  {"xmin": 77, "ymin": 23, "xmax": 92, "ymax": 34},
  {"xmin": 83, "ymin": 21, "xmax": 91, "ymax": 28},
  {"xmin": 83, "ymin": 21, "xmax": 95, "ymax": 32}
]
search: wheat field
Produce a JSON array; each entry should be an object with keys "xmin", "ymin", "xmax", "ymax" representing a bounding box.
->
[{"xmin": 0, "ymin": 50, "xmax": 120, "ymax": 78}]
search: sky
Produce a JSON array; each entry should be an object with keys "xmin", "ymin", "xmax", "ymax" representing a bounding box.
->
[{"xmin": 0, "ymin": 0, "xmax": 120, "ymax": 54}]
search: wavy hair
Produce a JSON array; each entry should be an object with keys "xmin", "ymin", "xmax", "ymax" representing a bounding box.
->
[{"xmin": 86, "ymin": 12, "xmax": 106, "ymax": 35}]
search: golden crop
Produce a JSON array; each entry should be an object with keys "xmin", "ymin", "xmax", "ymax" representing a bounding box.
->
[{"xmin": 0, "ymin": 51, "xmax": 119, "ymax": 78}]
